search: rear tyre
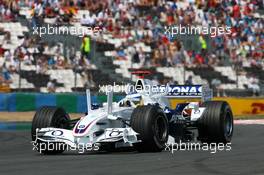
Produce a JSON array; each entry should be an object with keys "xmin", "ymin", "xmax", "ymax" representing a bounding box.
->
[
  {"xmin": 31, "ymin": 106, "xmax": 70, "ymax": 154},
  {"xmin": 131, "ymin": 105, "xmax": 168, "ymax": 152},
  {"xmin": 198, "ymin": 101, "xmax": 233, "ymax": 144}
]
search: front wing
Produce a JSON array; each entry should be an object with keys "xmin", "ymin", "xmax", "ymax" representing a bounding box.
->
[{"xmin": 33, "ymin": 127, "xmax": 139, "ymax": 151}]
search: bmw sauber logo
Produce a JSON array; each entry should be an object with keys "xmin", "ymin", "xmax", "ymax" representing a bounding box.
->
[
  {"xmin": 78, "ymin": 125, "xmax": 86, "ymax": 129},
  {"xmin": 109, "ymin": 129, "xmax": 122, "ymax": 137},
  {"xmin": 51, "ymin": 130, "xmax": 63, "ymax": 136}
]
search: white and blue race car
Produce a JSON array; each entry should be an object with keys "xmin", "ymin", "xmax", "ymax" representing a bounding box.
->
[{"xmin": 31, "ymin": 77, "xmax": 233, "ymax": 154}]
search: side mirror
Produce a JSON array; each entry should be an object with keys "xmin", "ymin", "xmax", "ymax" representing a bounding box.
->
[
  {"xmin": 91, "ymin": 103, "xmax": 100, "ymax": 110},
  {"xmin": 107, "ymin": 114, "xmax": 118, "ymax": 120}
]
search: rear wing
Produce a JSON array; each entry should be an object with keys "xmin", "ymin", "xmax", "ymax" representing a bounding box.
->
[{"xmin": 165, "ymin": 85, "xmax": 213, "ymax": 101}]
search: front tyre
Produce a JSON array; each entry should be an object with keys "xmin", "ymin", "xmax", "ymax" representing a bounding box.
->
[
  {"xmin": 31, "ymin": 106, "xmax": 70, "ymax": 154},
  {"xmin": 131, "ymin": 105, "xmax": 168, "ymax": 152}
]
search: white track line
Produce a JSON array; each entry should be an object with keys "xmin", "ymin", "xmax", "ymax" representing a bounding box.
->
[{"xmin": 234, "ymin": 120, "xmax": 264, "ymax": 125}]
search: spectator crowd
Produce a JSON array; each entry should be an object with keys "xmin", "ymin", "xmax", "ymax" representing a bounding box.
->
[{"xmin": 0, "ymin": 0, "xmax": 263, "ymax": 92}]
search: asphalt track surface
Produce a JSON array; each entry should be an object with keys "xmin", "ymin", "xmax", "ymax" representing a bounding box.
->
[{"xmin": 0, "ymin": 125, "xmax": 263, "ymax": 175}]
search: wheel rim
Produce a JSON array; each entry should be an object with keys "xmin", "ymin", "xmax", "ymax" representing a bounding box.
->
[
  {"xmin": 154, "ymin": 115, "xmax": 168, "ymax": 141},
  {"xmin": 224, "ymin": 112, "xmax": 233, "ymax": 137}
]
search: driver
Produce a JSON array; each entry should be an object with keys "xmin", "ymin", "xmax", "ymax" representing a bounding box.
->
[{"xmin": 119, "ymin": 100, "xmax": 131, "ymax": 107}]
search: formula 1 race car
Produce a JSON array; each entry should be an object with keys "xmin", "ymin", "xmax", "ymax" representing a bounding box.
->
[{"xmin": 31, "ymin": 76, "xmax": 234, "ymax": 154}]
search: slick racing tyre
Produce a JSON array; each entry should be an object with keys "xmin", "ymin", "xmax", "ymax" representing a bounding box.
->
[
  {"xmin": 31, "ymin": 106, "xmax": 70, "ymax": 154},
  {"xmin": 198, "ymin": 101, "xmax": 233, "ymax": 144},
  {"xmin": 131, "ymin": 105, "xmax": 168, "ymax": 152}
]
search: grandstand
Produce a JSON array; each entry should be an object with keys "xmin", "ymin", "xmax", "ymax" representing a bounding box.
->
[{"xmin": 0, "ymin": 0, "xmax": 263, "ymax": 96}]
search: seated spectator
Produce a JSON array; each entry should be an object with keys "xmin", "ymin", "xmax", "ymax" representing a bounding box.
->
[
  {"xmin": 23, "ymin": 52, "xmax": 34, "ymax": 65},
  {"xmin": 55, "ymin": 55, "xmax": 65, "ymax": 69},
  {"xmin": 80, "ymin": 14, "xmax": 95, "ymax": 26},
  {"xmin": 0, "ymin": 44, "xmax": 5, "ymax": 56},
  {"xmin": 0, "ymin": 65, "xmax": 12, "ymax": 85},
  {"xmin": 83, "ymin": 70, "xmax": 95, "ymax": 89},
  {"xmin": 36, "ymin": 59, "xmax": 47, "ymax": 74},
  {"xmin": 47, "ymin": 56, "xmax": 56, "ymax": 68},
  {"xmin": 185, "ymin": 75, "xmax": 193, "ymax": 85},
  {"xmin": 47, "ymin": 79, "xmax": 56, "ymax": 93},
  {"xmin": 0, "ymin": 67, "xmax": 4, "ymax": 84},
  {"xmin": 132, "ymin": 49, "xmax": 140, "ymax": 63},
  {"xmin": 194, "ymin": 53, "xmax": 205, "ymax": 65},
  {"xmin": 211, "ymin": 78, "xmax": 223, "ymax": 97},
  {"xmin": 138, "ymin": 47, "xmax": 146, "ymax": 67},
  {"xmin": 116, "ymin": 49, "xmax": 126, "ymax": 60},
  {"xmin": 247, "ymin": 75, "xmax": 260, "ymax": 96},
  {"xmin": 2, "ymin": 67, "xmax": 12, "ymax": 85}
]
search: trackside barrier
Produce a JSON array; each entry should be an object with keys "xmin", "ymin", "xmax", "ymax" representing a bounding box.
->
[
  {"xmin": 0, "ymin": 93, "xmax": 263, "ymax": 116},
  {"xmin": 0, "ymin": 93, "xmax": 123, "ymax": 113}
]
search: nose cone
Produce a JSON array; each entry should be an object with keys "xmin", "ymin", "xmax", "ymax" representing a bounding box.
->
[
  {"xmin": 74, "ymin": 120, "xmax": 94, "ymax": 134},
  {"xmin": 72, "ymin": 111, "xmax": 107, "ymax": 136}
]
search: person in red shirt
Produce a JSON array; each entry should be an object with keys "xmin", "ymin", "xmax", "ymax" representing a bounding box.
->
[
  {"xmin": 233, "ymin": 3, "xmax": 241, "ymax": 19},
  {"xmin": 161, "ymin": 35, "xmax": 169, "ymax": 45},
  {"xmin": 195, "ymin": 53, "xmax": 205, "ymax": 65},
  {"xmin": 207, "ymin": 0, "xmax": 217, "ymax": 9},
  {"xmin": 0, "ymin": 45, "xmax": 5, "ymax": 56},
  {"xmin": 243, "ymin": 3, "xmax": 252, "ymax": 16}
]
